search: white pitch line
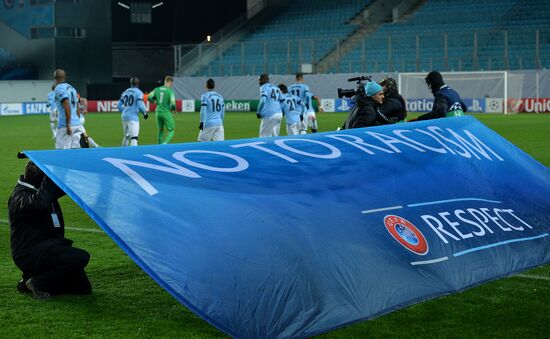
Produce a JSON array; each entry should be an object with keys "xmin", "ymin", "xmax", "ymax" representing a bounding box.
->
[
  {"xmin": 410, "ymin": 256, "xmax": 449, "ymax": 266},
  {"xmin": 66, "ymin": 227, "xmax": 104, "ymax": 234},
  {"xmin": 514, "ymin": 274, "xmax": 550, "ymax": 281},
  {"xmin": 361, "ymin": 205, "xmax": 403, "ymax": 214},
  {"xmin": 0, "ymin": 219, "xmax": 103, "ymax": 234}
]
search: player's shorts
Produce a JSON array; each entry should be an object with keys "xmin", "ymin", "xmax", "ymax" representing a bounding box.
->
[
  {"xmin": 198, "ymin": 125, "xmax": 224, "ymax": 142},
  {"xmin": 156, "ymin": 112, "xmax": 175, "ymax": 131},
  {"xmin": 286, "ymin": 123, "xmax": 301, "ymax": 136},
  {"xmin": 49, "ymin": 109, "xmax": 58, "ymax": 122},
  {"xmin": 55, "ymin": 125, "xmax": 85, "ymax": 149},
  {"xmin": 123, "ymin": 120, "xmax": 140, "ymax": 138},
  {"xmin": 259, "ymin": 113, "xmax": 283, "ymax": 137},
  {"xmin": 301, "ymin": 111, "xmax": 318, "ymax": 132}
]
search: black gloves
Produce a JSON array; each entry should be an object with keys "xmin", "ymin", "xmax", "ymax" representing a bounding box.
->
[
  {"xmin": 143, "ymin": 113, "xmax": 149, "ymax": 120},
  {"xmin": 300, "ymin": 115, "xmax": 304, "ymax": 122},
  {"xmin": 256, "ymin": 113, "xmax": 261, "ymax": 119},
  {"xmin": 199, "ymin": 122, "xmax": 204, "ymax": 130}
]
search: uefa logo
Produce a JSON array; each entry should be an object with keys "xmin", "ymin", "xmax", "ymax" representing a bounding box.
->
[{"xmin": 384, "ymin": 215, "xmax": 429, "ymax": 255}]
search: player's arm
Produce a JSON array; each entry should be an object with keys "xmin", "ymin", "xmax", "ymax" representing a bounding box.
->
[
  {"xmin": 304, "ymin": 90, "xmax": 312, "ymax": 110},
  {"xmin": 136, "ymin": 92, "xmax": 147, "ymax": 118},
  {"xmin": 298, "ymin": 98, "xmax": 305, "ymax": 121},
  {"xmin": 199, "ymin": 95, "xmax": 207, "ymax": 130},
  {"xmin": 257, "ymin": 87, "xmax": 266, "ymax": 119},
  {"xmin": 147, "ymin": 89, "xmax": 156, "ymax": 103},
  {"xmin": 257, "ymin": 96, "xmax": 266, "ymax": 119},
  {"xmin": 62, "ymin": 99, "xmax": 72, "ymax": 135},
  {"xmin": 117, "ymin": 94, "xmax": 124, "ymax": 112},
  {"xmin": 169, "ymin": 90, "xmax": 176, "ymax": 114},
  {"xmin": 312, "ymin": 94, "xmax": 324, "ymax": 112}
]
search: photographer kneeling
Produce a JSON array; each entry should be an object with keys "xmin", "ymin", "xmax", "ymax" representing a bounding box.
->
[{"xmin": 341, "ymin": 81, "xmax": 384, "ymax": 130}]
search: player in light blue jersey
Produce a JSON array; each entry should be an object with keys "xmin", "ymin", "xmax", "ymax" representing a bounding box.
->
[
  {"xmin": 46, "ymin": 84, "xmax": 57, "ymax": 139},
  {"xmin": 53, "ymin": 69, "xmax": 84, "ymax": 149},
  {"xmin": 289, "ymin": 73, "xmax": 323, "ymax": 134},
  {"xmin": 257, "ymin": 74, "xmax": 284, "ymax": 137},
  {"xmin": 118, "ymin": 77, "xmax": 148, "ymax": 146},
  {"xmin": 278, "ymin": 83, "xmax": 304, "ymax": 136},
  {"xmin": 198, "ymin": 79, "xmax": 225, "ymax": 142}
]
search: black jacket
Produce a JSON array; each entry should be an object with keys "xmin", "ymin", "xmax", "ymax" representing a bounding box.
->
[
  {"xmin": 417, "ymin": 85, "xmax": 467, "ymax": 121},
  {"xmin": 378, "ymin": 92, "xmax": 407, "ymax": 124},
  {"xmin": 8, "ymin": 176, "xmax": 67, "ymax": 267},
  {"xmin": 342, "ymin": 95, "xmax": 380, "ymax": 129}
]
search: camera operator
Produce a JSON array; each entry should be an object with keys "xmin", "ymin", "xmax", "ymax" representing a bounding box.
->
[
  {"xmin": 341, "ymin": 81, "xmax": 384, "ymax": 129},
  {"xmin": 411, "ymin": 71, "xmax": 466, "ymax": 121},
  {"xmin": 378, "ymin": 77, "xmax": 407, "ymax": 124}
]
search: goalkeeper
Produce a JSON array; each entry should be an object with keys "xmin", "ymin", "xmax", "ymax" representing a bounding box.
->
[{"xmin": 148, "ymin": 76, "xmax": 177, "ymax": 144}]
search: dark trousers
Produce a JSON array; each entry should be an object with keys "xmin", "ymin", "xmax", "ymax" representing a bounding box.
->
[{"xmin": 19, "ymin": 243, "xmax": 92, "ymax": 295}]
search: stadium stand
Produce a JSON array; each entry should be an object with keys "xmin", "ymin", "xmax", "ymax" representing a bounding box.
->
[
  {"xmin": 0, "ymin": 48, "xmax": 16, "ymax": 68},
  {"xmin": 333, "ymin": 0, "xmax": 550, "ymax": 72},
  {"xmin": 195, "ymin": 0, "xmax": 371, "ymax": 76}
]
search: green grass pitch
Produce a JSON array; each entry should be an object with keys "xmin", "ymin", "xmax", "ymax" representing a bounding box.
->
[{"xmin": 0, "ymin": 112, "xmax": 549, "ymax": 338}]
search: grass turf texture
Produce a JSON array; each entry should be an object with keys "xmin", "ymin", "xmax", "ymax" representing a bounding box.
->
[{"xmin": 0, "ymin": 112, "xmax": 549, "ymax": 338}]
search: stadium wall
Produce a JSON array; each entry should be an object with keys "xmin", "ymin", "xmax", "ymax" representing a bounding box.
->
[
  {"xmin": 172, "ymin": 70, "xmax": 550, "ymax": 113},
  {"xmin": 2, "ymin": 70, "xmax": 550, "ymax": 115}
]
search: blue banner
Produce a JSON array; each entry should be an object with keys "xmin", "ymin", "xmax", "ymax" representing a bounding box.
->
[{"xmin": 25, "ymin": 116, "xmax": 550, "ymax": 338}]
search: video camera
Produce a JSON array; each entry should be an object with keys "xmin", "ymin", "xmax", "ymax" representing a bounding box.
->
[{"xmin": 337, "ymin": 75, "xmax": 372, "ymax": 98}]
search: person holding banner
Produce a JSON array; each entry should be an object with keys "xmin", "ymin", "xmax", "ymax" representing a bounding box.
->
[
  {"xmin": 198, "ymin": 79, "xmax": 225, "ymax": 142},
  {"xmin": 257, "ymin": 74, "xmax": 284, "ymax": 137},
  {"xmin": 8, "ymin": 161, "xmax": 92, "ymax": 299},
  {"xmin": 412, "ymin": 71, "xmax": 467, "ymax": 121}
]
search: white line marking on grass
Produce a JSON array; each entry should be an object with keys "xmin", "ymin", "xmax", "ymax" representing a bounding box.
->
[
  {"xmin": 514, "ymin": 274, "xmax": 550, "ymax": 281},
  {"xmin": 0, "ymin": 218, "xmax": 103, "ymax": 234},
  {"xmin": 66, "ymin": 227, "xmax": 104, "ymax": 234},
  {"xmin": 361, "ymin": 205, "xmax": 403, "ymax": 214}
]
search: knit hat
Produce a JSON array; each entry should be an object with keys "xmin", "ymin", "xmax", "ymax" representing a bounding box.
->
[{"xmin": 364, "ymin": 81, "xmax": 383, "ymax": 97}]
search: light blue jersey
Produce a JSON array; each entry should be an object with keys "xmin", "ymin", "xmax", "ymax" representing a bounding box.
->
[
  {"xmin": 55, "ymin": 82, "xmax": 81, "ymax": 128},
  {"xmin": 281, "ymin": 93, "xmax": 304, "ymax": 125},
  {"xmin": 118, "ymin": 87, "xmax": 147, "ymax": 122},
  {"xmin": 289, "ymin": 83, "xmax": 315, "ymax": 113},
  {"xmin": 258, "ymin": 83, "xmax": 283, "ymax": 118},
  {"xmin": 200, "ymin": 90, "xmax": 225, "ymax": 128},
  {"xmin": 47, "ymin": 91, "xmax": 56, "ymax": 112}
]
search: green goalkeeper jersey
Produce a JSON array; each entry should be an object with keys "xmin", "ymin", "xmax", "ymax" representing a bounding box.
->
[{"xmin": 148, "ymin": 86, "xmax": 176, "ymax": 113}]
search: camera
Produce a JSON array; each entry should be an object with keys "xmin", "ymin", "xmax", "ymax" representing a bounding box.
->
[{"xmin": 337, "ymin": 75, "xmax": 372, "ymax": 98}]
